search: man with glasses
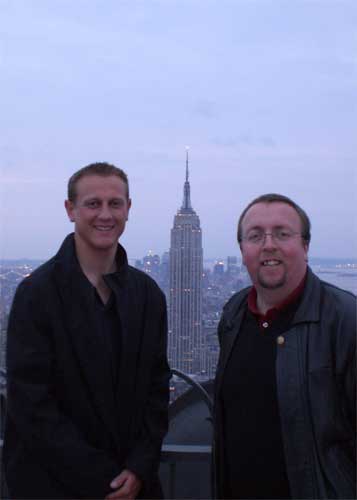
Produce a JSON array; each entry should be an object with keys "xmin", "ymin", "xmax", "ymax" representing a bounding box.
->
[{"xmin": 214, "ymin": 193, "xmax": 356, "ymax": 499}]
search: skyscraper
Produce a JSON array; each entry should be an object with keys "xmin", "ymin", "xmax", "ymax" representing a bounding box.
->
[{"xmin": 169, "ymin": 150, "xmax": 203, "ymax": 375}]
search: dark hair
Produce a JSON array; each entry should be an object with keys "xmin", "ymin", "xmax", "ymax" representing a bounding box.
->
[
  {"xmin": 237, "ymin": 193, "xmax": 311, "ymax": 244},
  {"xmin": 67, "ymin": 162, "xmax": 129, "ymax": 202}
]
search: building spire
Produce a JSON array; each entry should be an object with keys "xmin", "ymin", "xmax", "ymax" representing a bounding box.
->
[
  {"xmin": 182, "ymin": 147, "xmax": 192, "ymax": 210},
  {"xmin": 186, "ymin": 147, "xmax": 189, "ymax": 182}
]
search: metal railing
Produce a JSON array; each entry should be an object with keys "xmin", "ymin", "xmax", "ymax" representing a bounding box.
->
[
  {"xmin": 161, "ymin": 369, "xmax": 214, "ymax": 499},
  {"xmin": 0, "ymin": 371, "xmax": 215, "ymax": 500},
  {"xmin": 161, "ymin": 443, "xmax": 212, "ymax": 499},
  {"xmin": 170, "ymin": 368, "xmax": 213, "ymax": 415}
]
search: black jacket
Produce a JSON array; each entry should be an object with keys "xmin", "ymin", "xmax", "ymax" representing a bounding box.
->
[
  {"xmin": 214, "ymin": 268, "xmax": 356, "ymax": 499},
  {"xmin": 4, "ymin": 234, "xmax": 170, "ymax": 499}
]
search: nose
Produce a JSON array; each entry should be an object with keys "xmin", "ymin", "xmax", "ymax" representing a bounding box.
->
[
  {"xmin": 261, "ymin": 232, "xmax": 277, "ymax": 249},
  {"xmin": 98, "ymin": 203, "xmax": 112, "ymax": 219}
]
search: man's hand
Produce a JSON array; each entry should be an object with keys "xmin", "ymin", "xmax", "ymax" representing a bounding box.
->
[{"xmin": 105, "ymin": 469, "xmax": 142, "ymax": 499}]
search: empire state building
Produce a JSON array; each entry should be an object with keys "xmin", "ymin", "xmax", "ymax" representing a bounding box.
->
[{"xmin": 169, "ymin": 150, "xmax": 203, "ymax": 375}]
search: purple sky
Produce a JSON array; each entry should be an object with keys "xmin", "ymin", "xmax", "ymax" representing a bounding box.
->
[{"xmin": 1, "ymin": 0, "xmax": 356, "ymax": 260}]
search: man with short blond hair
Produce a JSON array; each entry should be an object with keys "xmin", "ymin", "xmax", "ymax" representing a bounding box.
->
[
  {"xmin": 214, "ymin": 193, "xmax": 356, "ymax": 499},
  {"xmin": 4, "ymin": 162, "xmax": 170, "ymax": 499}
]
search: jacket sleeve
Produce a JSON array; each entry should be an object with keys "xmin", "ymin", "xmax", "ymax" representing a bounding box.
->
[
  {"xmin": 344, "ymin": 350, "xmax": 356, "ymax": 432},
  {"xmin": 6, "ymin": 278, "xmax": 120, "ymax": 499},
  {"xmin": 341, "ymin": 295, "xmax": 356, "ymax": 433},
  {"xmin": 124, "ymin": 292, "xmax": 170, "ymax": 487}
]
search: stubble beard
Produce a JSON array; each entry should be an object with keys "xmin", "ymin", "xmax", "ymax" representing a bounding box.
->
[{"xmin": 257, "ymin": 267, "xmax": 286, "ymax": 290}]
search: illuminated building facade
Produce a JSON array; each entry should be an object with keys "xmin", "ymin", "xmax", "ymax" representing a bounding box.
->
[{"xmin": 169, "ymin": 151, "xmax": 203, "ymax": 374}]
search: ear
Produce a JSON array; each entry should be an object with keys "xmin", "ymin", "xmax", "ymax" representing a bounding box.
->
[
  {"xmin": 239, "ymin": 243, "xmax": 246, "ymax": 266},
  {"xmin": 303, "ymin": 241, "xmax": 309, "ymax": 262},
  {"xmin": 65, "ymin": 200, "xmax": 75, "ymax": 223},
  {"xmin": 126, "ymin": 198, "xmax": 132, "ymax": 220}
]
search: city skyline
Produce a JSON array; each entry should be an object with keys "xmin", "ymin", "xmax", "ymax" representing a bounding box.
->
[{"xmin": 1, "ymin": 1, "xmax": 356, "ymax": 260}]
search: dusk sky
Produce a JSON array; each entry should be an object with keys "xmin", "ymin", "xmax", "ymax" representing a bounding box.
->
[{"xmin": 1, "ymin": 0, "xmax": 356, "ymax": 261}]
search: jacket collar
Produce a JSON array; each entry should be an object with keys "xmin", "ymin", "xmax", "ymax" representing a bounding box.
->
[
  {"xmin": 53, "ymin": 233, "xmax": 129, "ymax": 287},
  {"xmin": 215, "ymin": 267, "xmax": 322, "ymax": 404},
  {"xmin": 247, "ymin": 274, "xmax": 306, "ymax": 319},
  {"xmin": 291, "ymin": 267, "xmax": 320, "ymax": 324},
  {"xmin": 223, "ymin": 266, "xmax": 320, "ymax": 330}
]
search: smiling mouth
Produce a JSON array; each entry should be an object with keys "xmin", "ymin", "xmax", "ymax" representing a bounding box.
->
[
  {"xmin": 261, "ymin": 259, "xmax": 281, "ymax": 266},
  {"xmin": 94, "ymin": 226, "xmax": 114, "ymax": 232}
]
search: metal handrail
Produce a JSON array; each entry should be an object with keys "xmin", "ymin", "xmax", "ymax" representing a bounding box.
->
[
  {"xmin": 170, "ymin": 368, "xmax": 213, "ymax": 416},
  {"xmin": 0, "ymin": 371, "xmax": 215, "ymax": 499},
  {"xmin": 166, "ymin": 369, "xmax": 215, "ymax": 499}
]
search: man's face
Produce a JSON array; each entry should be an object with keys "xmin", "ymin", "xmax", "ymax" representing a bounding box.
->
[
  {"xmin": 65, "ymin": 174, "xmax": 131, "ymax": 253},
  {"xmin": 240, "ymin": 202, "xmax": 308, "ymax": 294}
]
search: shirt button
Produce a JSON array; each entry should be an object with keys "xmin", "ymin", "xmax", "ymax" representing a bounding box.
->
[
  {"xmin": 277, "ymin": 335, "xmax": 285, "ymax": 346},
  {"xmin": 262, "ymin": 321, "xmax": 269, "ymax": 328}
]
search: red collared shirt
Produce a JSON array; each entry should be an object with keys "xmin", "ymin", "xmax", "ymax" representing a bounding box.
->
[{"xmin": 247, "ymin": 274, "xmax": 306, "ymax": 330}]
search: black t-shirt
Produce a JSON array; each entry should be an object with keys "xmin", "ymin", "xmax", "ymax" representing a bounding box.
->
[
  {"xmin": 221, "ymin": 299, "xmax": 300, "ymax": 499},
  {"xmin": 94, "ymin": 290, "xmax": 122, "ymax": 391}
]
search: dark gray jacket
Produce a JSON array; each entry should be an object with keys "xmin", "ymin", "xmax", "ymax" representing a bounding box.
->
[{"xmin": 214, "ymin": 268, "xmax": 356, "ymax": 499}]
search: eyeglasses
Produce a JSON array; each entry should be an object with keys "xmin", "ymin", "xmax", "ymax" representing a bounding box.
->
[{"xmin": 241, "ymin": 229, "xmax": 302, "ymax": 245}]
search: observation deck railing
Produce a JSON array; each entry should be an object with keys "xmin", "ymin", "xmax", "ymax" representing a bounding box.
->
[
  {"xmin": 160, "ymin": 368, "xmax": 214, "ymax": 499},
  {"xmin": 0, "ymin": 369, "xmax": 214, "ymax": 499}
]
